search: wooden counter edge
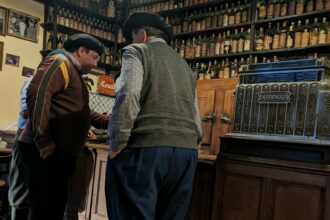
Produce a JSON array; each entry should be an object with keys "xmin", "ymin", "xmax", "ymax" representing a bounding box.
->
[{"xmin": 85, "ymin": 143, "xmax": 217, "ymax": 164}]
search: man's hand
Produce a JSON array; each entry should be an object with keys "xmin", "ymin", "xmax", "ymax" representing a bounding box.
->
[
  {"xmin": 87, "ymin": 130, "xmax": 96, "ymax": 139},
  {"xmin": 39, "ymin": 142, "xmax": 56, "ymax": 159},
  {"xmin": 109, "ymin": 150, "xmax": 121, "ymax": 159}
]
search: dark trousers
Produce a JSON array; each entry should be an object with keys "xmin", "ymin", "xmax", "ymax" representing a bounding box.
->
[
  {"xmin": 18, "ymin": 141, "xmax": 76, "ymax": 220},
  {"xmin": 105, "ymin": 146, "xmax": 198, "ymax": 220},
  {"xmin": 8, "ymin": 129, "xmax": 30, "ymax": 220}
]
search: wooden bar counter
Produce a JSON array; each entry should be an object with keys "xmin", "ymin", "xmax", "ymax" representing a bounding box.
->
[{"xmin": 80, "ymin": 143, "xmax": 216, "ymax": 220}]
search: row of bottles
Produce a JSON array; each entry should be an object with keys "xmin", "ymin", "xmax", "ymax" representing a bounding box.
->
[
  {"xmin": 191, "ymin": 58, "xmax": 249, "ymax": 80},
  {"xmin": 257, "ymin": 0, "xmax": 330, "ymax": 20},
  {"xmin": 62, "ymin": 0, "xmax": 117, "ymax": 17},
  {"xmin": 45, "ymin": 31, "xmax": 119, "ymax": 65},
  {"xmin": 166, "ymin": 1, "xmax": 251, "ymax": 34},
  {"xmin": 48, "ymin": 6, "xmax": 115, "ymax": 41},
  {"xmin": 255, "ymin": 17, "xmax": 330, "ymax": 51},
  {"xmin": 172, "ymin": 29, "xmax": 251, "ymax": 58},
  {"xmin": 190, "ymin": 53, "xmax": 324, "ymax": 81},
  {"xmin": 129, "ymin": 0, "xmax": 217, "ymax": 13}
]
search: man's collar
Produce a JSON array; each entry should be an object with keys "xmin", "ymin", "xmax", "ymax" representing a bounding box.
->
[
  {"xmin": 147, "ymin": 38, "xmax": 166, "ymax": 43},
  {"xmin": 64, "ymin": 51, "xmax": 82, "ymax": 72}
]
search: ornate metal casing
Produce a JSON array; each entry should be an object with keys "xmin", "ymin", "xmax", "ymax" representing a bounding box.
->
[{"xmin": 232, "ymin": 58, "xmax": 330, "ymax": 139}]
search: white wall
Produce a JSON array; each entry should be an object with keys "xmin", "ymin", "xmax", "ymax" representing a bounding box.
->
[{"xmin": 0, "ymin": 0, "xmax": 44, "ymax": 129}]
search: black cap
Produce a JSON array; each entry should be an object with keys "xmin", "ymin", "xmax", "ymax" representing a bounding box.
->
[
  {"xmin": 63, "ymin": 33, "xmax": 104, "ymax": 55},
  {"xmin": 123, "ymin": 12, "xmax": 173, "ymax": 43}
]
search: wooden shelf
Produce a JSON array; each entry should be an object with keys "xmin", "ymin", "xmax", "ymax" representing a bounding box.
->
[
  {"xmin": 35, "ymin": 0, "xmax": 116, "ymax": 23},
  {"xmin": 174, "ymin": 22, "xmax": 252, "ymax": 38},
  {"xmin": 252, "ymin": 44, "xmax": 330, "ymax": 56},
  {"xmin": 41, "ymin": 23, "xmax": 115, "ymax": 46},
  {"xmin": 158, "ymin": 0, "xmax": 246, "ymax": 16},
  {"xmin": 254, "ymin": 9, "xmax": 330, "ymax": 25},
  {"xmin": 185, "ymin": 51, "xmax": 252, "ymax": 61}
]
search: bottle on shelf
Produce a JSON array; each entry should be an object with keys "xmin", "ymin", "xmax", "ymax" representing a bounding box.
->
[
  {"xmin": 241, "ymin": 0, "xmax": 249, "ymax": 22},
  {"xmin": 279, "ymin": 21, "xmax": 288, "ymax": 48},
  {"xmin": 46, "ymin": 31, "xmax": 53, "ymax": 50},
  {"xmin": 218, "ymin": 60, "xmax": 225, "ymax": 79},
  {"xmin": 258, "ymin": 0, "xmax": 267, "ymax": 20},
  {"xmin": 244, "ymin": 28, "xmax": 251, "ymax": 51},
  {"xmin": 223, "ymin": 58, "xmax": 230, "ymax": 78},
  {"xmin": 209, "ymin": 34, "xmax": 216, "ymax": 56},
  {"xmin": 274, "ymin": 0, "xmax": 282, "ymax": 17},
  {"xmin": 211, "ymin": 8, "xmax": 218, "ymax": 28},
  {"xmin": 288, "ymin": 0, "xmax": 296, "ymax": 15},
  {"xmin": 224, "ymin": 30, "xmax": 232, "ymax": 54},
  {"xmin": 255, "ymin": 27, "xmax": 264, "ymax": 51},
  {"xmin": 215, "ymin": 33, "xmax": 222, "ymax": 55},
  {"xmin": 315, "ymin": 0, "xmax": 324, "ymax": 10},
  {"xmin": 310, "ymin": 18, "xmax": 319, "ymax": 46},
  {"xmin": 286, "ymin": 22, "xmax": 295, "ymax": 48},
  {"xmin": 318, "ymin": 17, "xmax": 328, "ymax": 44},
  {"xmin": 228, "ymin": 3, "xmax": 236, "ymax": 25},
  {"xmin": 295, "ymin": 0, "xmax": 304, "ymax": 15},
  {"xmin": 267, "ymin": 0, "xmax": 275, "ymax": 19},
  {"xmin": 280, "ymin": 0, "xmax": 288, "ymax": 16},
  {"xmin": 306, "ymin": 0, "xmax": 315, "ymax": 12},
  {"xmin": 301, "ymin": 19, "xmax": 311, "ymax": 47},
  {"xmin": 235, "ymin": 1, "xmax": 242, "ymax": 24},
  {"xmin": 231, "ymin": 29, "xmax": 239, "ymax": 53},
  {"xmin": 294, "ymin": 20, "xmax": 303, "ymax": 48},
  {"xmin": 273, "ymin": 23, "xmax": 281, "ymax": 49},
  {"xmin": 179, "ymin": 40, "xmax": 185, "ymax": 57},
  {"xmin": 217, "ymin": 5, "xmax": 224, "ymax": 28},
  {"xmin": 223, "ymin": 3, "xmax": 229, "ymax": 27},
  {"xmin": 238, "ymin": 28, "xmax": 245, "ymax": 53},
  {"xmin": 201, "ymin": 35, "xmax": 208, "ymax": 57},
  {"xmin": 264, "ymin": 22, "xmax": 274, "ymax": 50},
  {"xmin": 230, "ymin": 59, "xmax": 239, "ymax": 78},
  {"xmin": 195, "ymin": 36, "xmax": 202, "ymax": 57},
  {"xmin": 326, "ymin": 0, "xmax": 330, "ymax": 9}
]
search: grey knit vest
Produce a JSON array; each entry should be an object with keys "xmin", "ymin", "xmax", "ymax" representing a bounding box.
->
[{"xmin": 123, "ymin": 40, "xmax": 199, "ymax": 149}]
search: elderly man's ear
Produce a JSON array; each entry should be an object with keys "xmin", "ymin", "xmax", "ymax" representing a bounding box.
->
[{"xmin": 133, "ymin": 29, "xmax": 147, "ymax": 43}]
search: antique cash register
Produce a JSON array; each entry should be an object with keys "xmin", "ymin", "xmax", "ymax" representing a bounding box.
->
[{"xmin": 232, "ymin": 58, "xmax": 330, "ymax": 141}]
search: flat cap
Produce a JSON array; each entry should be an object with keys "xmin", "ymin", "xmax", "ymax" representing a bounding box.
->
[
  {"xmin": 123, "ymin": 12, "xmax": 173, "ymax": 43},
  {"xmin": 64, "ymin": 33, "xmax": 104, "ymax": 55}
]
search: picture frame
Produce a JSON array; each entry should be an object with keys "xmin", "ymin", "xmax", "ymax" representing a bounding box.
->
[
  {"xmin": 7, "ymin": 9, "xmax": 39, "ymax": 43},
  {"xmin": 0, "ymin": 6, "xmax": 7, "ymax": 36},
  {"xmin": 5, "ymin": 53, "xmax": 20, "ymax": 67},
  {"xmin": 0, "ymin": 42, "xmax": 3, "ymax": 71},
  {"xmin": 22, "ymin": 66, "xmax": 35, "ymax": 77}
]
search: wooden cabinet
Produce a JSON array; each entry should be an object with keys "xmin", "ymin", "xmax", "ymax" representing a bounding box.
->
[
  {"xmin": 212, "ymin": 136, "xmax": 330, "ymax": 220},
  {"xmin": 196, "ymin": 79, "xmax": 238, "ymax": 155},
  {"xmin": 80, "ymin": 147, "xmax": 108, "ymax": 220}
]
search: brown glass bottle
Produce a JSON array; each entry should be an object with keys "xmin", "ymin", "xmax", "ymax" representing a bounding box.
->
[
  {"xmin": 294, "ymin": 20, "xmax": 303, "ymax": 48},
  {"xmin": 279, "ymin": 21, "xmax": 288, "ymax": 48},
  {"xmin": 301, "ymin": 19, "xmax": 310, "ymax": 47}
]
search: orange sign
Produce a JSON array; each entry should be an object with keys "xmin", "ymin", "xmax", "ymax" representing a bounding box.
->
[{"xmin": 98, "ymin": 75, "xmax": 115, "ymax": 96}]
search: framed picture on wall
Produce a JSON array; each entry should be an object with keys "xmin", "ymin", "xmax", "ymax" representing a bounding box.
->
[
  {"xmin": 22, "ymin": 66, "xmax": 35, "ymax": 77},
  {"xmin": 5, "ymin": 53, "xmax": 20, "ymax": 67},
  {"xmin": 0, "ymin": 42, "xmax": 3, "ymax": 71},
  {"xmin": 0, "ymin": 7, "xmax": 7, "ymax": 36},
  {"xmin": 7, "ymin": 9, "xmax": 39, "ymax": 43}
]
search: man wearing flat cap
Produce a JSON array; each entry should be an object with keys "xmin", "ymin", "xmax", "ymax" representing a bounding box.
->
[
  {"xmin": 17, "ymin": 33, "xmax": 109, "ymax": 220},
  {"xmin": 106, "ymin": 12, "xmax": 203, "ymax": 220}
]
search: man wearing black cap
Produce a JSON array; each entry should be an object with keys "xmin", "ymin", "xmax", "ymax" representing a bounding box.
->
[
  {"xmin": 17, "ymin": 33, "xmax": 109, "ymax": 220},
  {"xmin": 106, "ymin": 12, "xmax": 203, "ymax": 219}
]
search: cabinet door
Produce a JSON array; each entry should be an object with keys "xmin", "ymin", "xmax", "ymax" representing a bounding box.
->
[
  {"xmin": 213, "ymin": 160, "xmax": 330, "ymax": 220},
  {"xmin": 196, "ymin": 79, "xmax": 238, "ymax": 155},
  {"xmin": 90, "ymin": 149, "xmax": 108, "ymax": 220}
]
